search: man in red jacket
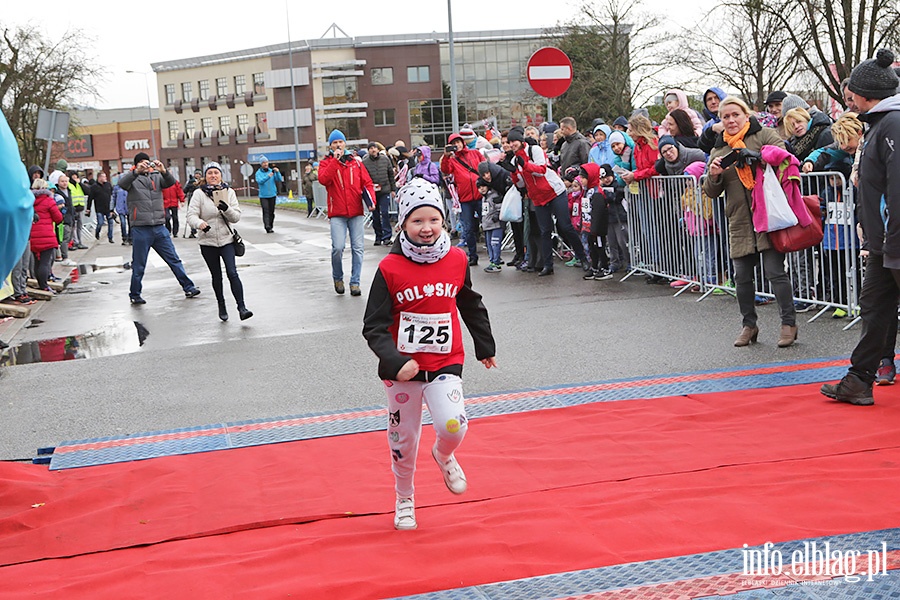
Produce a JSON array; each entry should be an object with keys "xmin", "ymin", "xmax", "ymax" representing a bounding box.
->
[
  {"xmin": 502, "ymin": 127, "xmax": 590, "ymax": 276},
  {"xmin": 162, "ymin": 177, "xmax": 185, "ymax": 237},
  {"xmin": 440, "ymin": 132, "xmax": 482, "ymax": 265},
  {"xmin": 318, "ymin": 129, "xmax": 376, "ymax": 296}
]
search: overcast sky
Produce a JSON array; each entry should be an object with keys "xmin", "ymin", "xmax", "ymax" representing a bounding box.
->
[{"xmin": 11, "ymin": 0, "xmax": 711, "ymax": 109}]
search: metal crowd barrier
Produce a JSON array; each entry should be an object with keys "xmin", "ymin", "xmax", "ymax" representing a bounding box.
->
[
  {"xmin": 623, "ymin": 172, "xmax": 861, "ymax": 325},
  {"xmin": 311, "ymin": 182, "xmax": 328, "ymax": 218}
]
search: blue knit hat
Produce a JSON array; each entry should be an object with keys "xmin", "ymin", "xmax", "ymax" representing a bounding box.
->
[
  {"xmin": 328, "ymin": 129, "xmax": 346, "ymax": 144},
  {"xmin": 658, "ymin": 135, "xmax": 677, "ymax": 152}
]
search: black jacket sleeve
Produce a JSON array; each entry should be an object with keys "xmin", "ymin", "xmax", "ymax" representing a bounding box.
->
[
  {"xmin": 86, "ymin": 186, "xmax": 97, "ymax": 212},
  {"xmin": 160, "ymin": 170, "xmax": 177, "ymax": 189},
  {"xmin": 362, "ymin": 268, "xmax": 411, "ymax": 380},
  {"xmin": 654, "ymin": 157, "xmax": 667, "ymax": 176},
  {"xmin": 590, "ymin": 190, "xmax": 610, "ymax": 236},
  {"xmin": 698, "ymin": 126, "xmax": 718, "ymax": 155},
  {"xmin": 455, "ymin": 265, "xmax": 496, "ymax": 360}
]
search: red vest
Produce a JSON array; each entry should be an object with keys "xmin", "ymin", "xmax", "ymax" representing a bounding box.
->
[{"xmin": 378, "ymin": 247, "xmax": 468, "ymax": 372}]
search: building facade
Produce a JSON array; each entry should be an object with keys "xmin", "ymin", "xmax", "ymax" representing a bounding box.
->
[
  {"xmin": 148, "ymin": 29, "xmax": 554, "ymax": 192},
  {"xmin": 65, "ymin": 107, "xmax": 162, "ymax": 180}
]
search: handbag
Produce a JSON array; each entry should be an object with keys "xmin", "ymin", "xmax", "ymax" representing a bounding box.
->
[
  {"xmin": 499, "ymin": 185, "xmax": 523, "ymax": 222},
  {"xmin": 759, "ymin": 164, "xmax": 798, "ymax": 232},
  {"xmin": 218, "ymin": 207, "xmax": 245, "ymax": 256},
  {"xmin": 769, "ymin": 194, "xmax": 823, "ymax": 253}
]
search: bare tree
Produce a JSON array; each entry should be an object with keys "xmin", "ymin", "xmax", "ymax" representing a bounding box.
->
[
  {"xmin": 762, "ymin": 0, "xmax": 900, "ymax": 105},
  {"xmin": 549, "ymin": 0, "xmax": 685, "ymax": 124},
  {"xmin": 682, "ymin": 0, "xmax": 802, "ymax": 109},
  {"xmin": 0, "ymin": 24, "xmax": 101, "ymax": 167}
]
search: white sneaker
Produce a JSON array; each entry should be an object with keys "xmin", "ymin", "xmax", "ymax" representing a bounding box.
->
[
  {"xmin": 61, "ymin": 259, "xmax": 77, "ymax": 266},
  {"xmin": 432, "ymin": 445, "xmax": 467, "ymax": 494},
  {"xmin": 394, "ymin": 496, "xmax": 417, "ymax": 530}
]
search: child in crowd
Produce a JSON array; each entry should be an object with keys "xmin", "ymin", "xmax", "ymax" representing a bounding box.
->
[
  {"xmin": 599, "ymin": 164, "xmax": 630, "ymax": 273},
  {"xmin": 577, "ymin": 163, "xmax": 613, "ymax": 280},
  {"xmin": 820, "ymin": 174, "xmax": 855, "ymax": 313},
  {"xmin": 477, "ymin": 178, "xmax": 504, "ymax": 273},
  {"xmin": 563, "ymin": 167, "xmax": 588, "ymax": 265},
  {"xmin": 363, "ymin": 178, "xmax": 497, "ymax": 531},
  {"xmin": 681, "ymin": 161, "xmax": 719, "ymax": 286}
]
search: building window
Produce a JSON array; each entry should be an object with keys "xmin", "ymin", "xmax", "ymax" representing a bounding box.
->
[
  {"xmin": 237, "ymin": 114, "xmax": 249, "ymax": 135},
  {"xmin": 181, "ymin": 82, "xmax": 193, "ymax": 102},
  {"xmin": 165, "ymin": 84, "xmax": 176, "ymax": 104},
  {"xmin": 234, "ymin": 74, "xmax": 246, "ymax": 95},
  {"xmin": 198, "ymin": 79, "xmax": 210, "ymax": 101},
  {"xmin": 322, "ymin": 77, "xmax": 358, "ymax": 105},
  {"xmin": 219, "ymin": 116, "xmax": 231, "ymax": 135},
  {"xmin": 374, "ymin": 109, "xmax": 395, "ymax": 127},
  {"xmin": 184, "ymin": 119, "xmax": 196, "ymax": 138},
  {"xmin": 255, "ymin": 112, "xmax": 268, "ymax": 134},
  {"xmin": 184, "ymin": 157, "xmax": 196, "ymax": 177},
  {"xmin": 407, "ymin": 66, "xmax": 430, "ymax": 83},
  {"xmin": 216, "ymin": 77, "xmax": 228, "ymax": 97},
  {"xmin": 371, "ymin": 67, "xmax": 393, "ymax": 85},
  {"xmin": 324, "ymin": 117, "xmax": 360, "ymax": 141},
  {"xmin": 166, "ymin": 160, "xmax": 181, "ymax": 183},
  {"xmin": 167, "ymin": 120, "xmax": 179, "ymax": 141},
  {"xmin": 201, "ymin": 117, "xmax": 213, "ymax": 138},
  {"xmin": 218, "ymin": 155, "xmax": 232, "ymax": 182},
  {"xmin": 252, "ymin": 72, "xmax": 265, "ymax": 95},
  {"xmin": 200, "ymin": 156, "xmax": 211, "ymax": 171},
  {"xmin": 408, "ymin": 98, "xmax": 454, "ymax": 147}
]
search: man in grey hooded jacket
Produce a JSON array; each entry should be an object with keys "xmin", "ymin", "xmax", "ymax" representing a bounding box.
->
[{"xmin": 118, "ymin": 152, "xmax": 200, "ymax": 304}]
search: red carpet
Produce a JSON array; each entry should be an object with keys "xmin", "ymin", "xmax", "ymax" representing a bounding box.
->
[{"xmin": 1, "ymin": 383, "xmax": 899, "ymax": 598}]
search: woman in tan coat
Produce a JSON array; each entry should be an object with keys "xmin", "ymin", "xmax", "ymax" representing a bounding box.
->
[
  {"xmin": 703, "ymin": 97, "xmax": 797, "ymax": 348},
  {"xmin": 186, "ymin": 162, "xmax": 253, "ymax": 322}
]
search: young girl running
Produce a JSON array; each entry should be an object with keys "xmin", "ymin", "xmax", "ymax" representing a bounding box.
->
[{"xmin": 363, "ymin": 178, "xmax": 497, "ymax": 530}]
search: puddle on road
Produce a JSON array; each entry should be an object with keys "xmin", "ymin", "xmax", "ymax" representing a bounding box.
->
[{"xmin": 1, "ymin": 321, "xmax": 150, "ymax": 366}]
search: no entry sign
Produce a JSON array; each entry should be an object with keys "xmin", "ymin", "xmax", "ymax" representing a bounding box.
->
[{"xmin": 526, "ymin": 47, "xmax": 573, "ymax": 98}]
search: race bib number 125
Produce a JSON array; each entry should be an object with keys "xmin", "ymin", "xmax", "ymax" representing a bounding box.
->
[{"xmin": 398, "ymin": 312, "xmax": 452, "ymax": 354}]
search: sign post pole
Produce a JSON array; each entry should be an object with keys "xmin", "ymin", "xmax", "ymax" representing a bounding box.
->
[
  {"xmin": 239, "ymin": 162, "xmax": 254, "ymax": 199},
  {"xmin": 43, "ymin": 111, "xmax": 57, "ymax": 176}
]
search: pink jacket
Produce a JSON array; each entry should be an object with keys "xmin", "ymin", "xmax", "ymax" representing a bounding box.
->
[
  {"xmin": 751, "ymin": 145, "xmax": 814, "ymax": 233},
  {"xmin": 657, "ymin": 89, "xmax": 705, "ymax": 136}
]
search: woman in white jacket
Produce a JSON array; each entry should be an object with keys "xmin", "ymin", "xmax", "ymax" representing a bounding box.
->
[{"xmin": 186, "ymin": 162, "xmax": 253, "ymax": 322}]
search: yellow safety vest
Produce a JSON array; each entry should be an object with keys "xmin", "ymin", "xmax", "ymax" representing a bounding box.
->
[{"xmin": 69, "ymin": 182, "xmax": 87, "ymax": 208}]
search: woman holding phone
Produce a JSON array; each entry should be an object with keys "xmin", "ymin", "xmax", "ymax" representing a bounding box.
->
[
  {"xmin": 703, "ymin": 97, "xmax": 797, "ymax": 348},
  {"xmin": 186, "ymin": 162, "xmax": 253, "ymax": 322}
]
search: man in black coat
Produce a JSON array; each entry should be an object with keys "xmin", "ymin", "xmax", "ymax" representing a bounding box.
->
[
  {"xmin": 822, "ymin": 49, "xmax": 900, "ymax": 405},
  {"xmin": 86, "ymin": 171, "xmax": 115, "ymax": 243}
]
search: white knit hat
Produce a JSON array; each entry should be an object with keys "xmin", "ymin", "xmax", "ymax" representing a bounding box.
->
[
  {"xmin": 203, "ymin": 161, "xmax": 223, "ymax": 176},
  {"xmin": 397, "ymin": 179, "xmax": 445, "ymax": 225}
]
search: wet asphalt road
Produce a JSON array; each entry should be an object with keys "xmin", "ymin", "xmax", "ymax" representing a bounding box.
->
[{"xmin": 0, "ymin": 205, "xmax": 857, "ymax": 459}]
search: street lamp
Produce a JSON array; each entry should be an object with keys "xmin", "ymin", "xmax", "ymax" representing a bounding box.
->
[
  {"xmin": 125, "ymin": 70, "xmax": 158, "ymax": 160},
  {"xmin": 448, "ymin": 0, "xmax": 459, "ymax": 134}
]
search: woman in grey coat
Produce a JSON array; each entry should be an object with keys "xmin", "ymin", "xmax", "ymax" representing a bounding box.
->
[{"xmin": 186, "ymin": 162, "xmax": 253, "ymax": 322}]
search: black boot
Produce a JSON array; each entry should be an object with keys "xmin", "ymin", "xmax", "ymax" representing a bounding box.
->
[
  {"xmin": 238, "ymin": 306, "xmax": 253, "ymax": 321},
  {"xmin": 218, "ymin": 302, "xmax": 228, "ymax": 322}
]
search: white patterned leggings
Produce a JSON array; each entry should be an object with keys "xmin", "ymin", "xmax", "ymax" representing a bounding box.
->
[{"xmin": 384, "ymin": 374, "xmax": 468, "ymax": 498}]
